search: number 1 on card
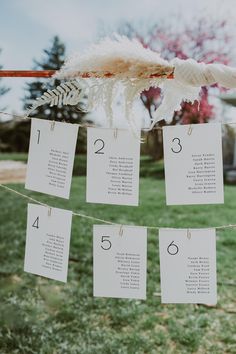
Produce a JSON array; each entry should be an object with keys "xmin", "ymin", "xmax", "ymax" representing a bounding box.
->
[{"xmin": 37, "ymin": 129, "xmax": 40, "ymax": 144}]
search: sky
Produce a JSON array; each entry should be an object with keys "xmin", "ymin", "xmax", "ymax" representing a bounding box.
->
[{"xmin": 0, "ymin": 0, "xmax": 236, "ymax": 117}]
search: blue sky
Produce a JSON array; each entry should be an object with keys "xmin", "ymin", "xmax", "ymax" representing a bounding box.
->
[{"xmin": 0, "ymin": 0, "xmax": 236, "ymax": 116}]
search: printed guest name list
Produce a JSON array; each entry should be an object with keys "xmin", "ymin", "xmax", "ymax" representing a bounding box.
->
[
  {"xmin": 163, "ymin": 123, "xmax": 224, "ymax": 205},
  {"xmin": 86, "ymin": 128, "xmax": 140, "ymax": 206}
]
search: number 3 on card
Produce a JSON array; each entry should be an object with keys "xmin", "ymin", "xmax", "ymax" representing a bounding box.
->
[{"xmin": 171, "ymin": 137, "xmax": 182, "ymax": 154}]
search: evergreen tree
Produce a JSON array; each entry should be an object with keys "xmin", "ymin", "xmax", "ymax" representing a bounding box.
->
[
  {"xmin": 23, "ymin": 36, "xmax": 84, "ymax": 123},
  {"xmin": 0, "ymin": 49, "xmax": 10, "ymax": 110}
]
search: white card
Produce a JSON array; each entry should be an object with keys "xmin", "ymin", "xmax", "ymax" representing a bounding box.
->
[
  {"xmin": 93, "ymin": 225, "xmax": 147, "ymax": 299},
  {"xmin": 163, "ymin": 124, "xmax": 224, "ymax": 205},
  {"xmin": 86, "ymin": 128, "xmax": 140, "ymax": 206},
  {"xmin": 25, "ymin": 118, "xmax": 79, "ymax": 199},
  {"xmin": 24, "ymin": 203, "xmax": 72, "ymax": 282},
  {"xmin": 159, "ymin": 228, "xmax": 217, "ymax": 304}
]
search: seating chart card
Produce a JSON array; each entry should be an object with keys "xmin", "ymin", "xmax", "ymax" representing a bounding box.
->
[
  {"xmin": 163, "ymin": 124, "xmax": 224, "ymax": 205},
  {"xmin": 159, "ymin": 228, "xmax": 217, "ymax": 304},
  {"xmin": 86, "ymin": 128, "xmax": 140, "ymax": 206},
  {"xmin": 24, "ymin": 203, "xmax": 72, "ymax": 282},
  {"xmin": 93, "ymin": 225, "xmax": 147, "ymax": 299},
  {"xmin": 25, "ymin": 118, "xmax": 78, "ymax": 199}
]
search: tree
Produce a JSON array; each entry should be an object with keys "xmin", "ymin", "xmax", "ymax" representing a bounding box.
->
[
  {"xmin": 20, "ymin": 36, "xmax": 86, "ymax": 153},
  {"xmin": 119, "ymin": 18, "xmax": 233, "ymax": 159},
  {"xmin": 23, "ymin": 35, "xmax": 84, "ymax": 123},
  {"xmin": 0, "ymin": 49, "xmax": 10, "ymax": 110}
]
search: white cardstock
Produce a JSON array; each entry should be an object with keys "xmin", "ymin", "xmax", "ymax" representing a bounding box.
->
[
  {"xmin": 93, "ymin": 225, "xmax": 147, "ymax": 299},
  {"xmin": 86, "ymin": 128, "xmax": 140, "ymax": 206},
  {"xmin": 24, "ymin": 203, "xmax": 72, "ymax": 282},
  {"xmin": 163, "ymin": 124, "xmax": 224, "ymax": 205},
  {"xmin": 25, "ymin": 118, "xmax": 79, "ymax": 199},
  {"xmin": 159, "ymin": 228, "xmax": 217, "ymax": 304}
]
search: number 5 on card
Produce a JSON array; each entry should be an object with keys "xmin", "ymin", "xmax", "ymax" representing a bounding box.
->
[{"xmin": 93, "ymin": 225, "xmax": 147, "ymax": 299}]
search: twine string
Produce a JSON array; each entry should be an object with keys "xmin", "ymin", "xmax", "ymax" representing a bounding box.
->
[
  {"xmin": 1, "ymin": 110, "xmax": 236, "ymax": 131},
  {"xmin": 1, "ymin": 183, "xmax": 236, "ymax": 231},
  {"xmin": 1, "ymin": 109, "xmax": 236, "ymax": 230}
]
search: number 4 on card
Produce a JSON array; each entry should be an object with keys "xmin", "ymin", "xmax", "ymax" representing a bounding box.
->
[
  {"xmin": 24, "ymin": 204, "xmax": 72, "ymax": 282},
  {"xmin": 32, "ymin": 216, "xmax": 39, "ymax": 229}
]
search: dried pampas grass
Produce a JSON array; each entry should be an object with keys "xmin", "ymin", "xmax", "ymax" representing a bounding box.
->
[
  {"xmin": 55, "ymin": 35, "xmax": 173, "ymax": 80},
  {"xmin": 27, "ymin": 35, "xmax": 174, "ymax": 134},
  {"xmin": 26, "ymin": 34, "xmax": 236, "ymax": 132}
]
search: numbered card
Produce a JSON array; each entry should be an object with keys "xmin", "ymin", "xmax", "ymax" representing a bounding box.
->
[
  {"xmin": 24, "ymin": 203, "xmax": 72, "ymax": 282},
  {"xmin": 159, "ymin": 228, "xmax": 217, "ymax": 304},
  {"xmin": 93, "ymin": 225, "xmax": 147, "ymax": 299},
  {"xmin": 163, "ymin": 124, "xmax": 224, "ymax": 205},
  {"xmin": 86, "ymin": 128, "xmax": 140, "ymax": 206},
  {"xmin": 25, "ymin": 118, "xmax": 79, "ymax": 199}
]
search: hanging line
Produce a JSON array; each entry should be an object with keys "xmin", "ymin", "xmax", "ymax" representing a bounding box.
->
[
  {"xmin": 0, "ymin": 110, "xmax": 161, "ymax": 131},
  {"xmin": 1, "ymin": 110, "xmax": 236, "ymax": 131},
  {"xmin": 1, "ymin": 183, "xmax": 236, "ymax": 231},
  {"xmin": 0, "ymin": 184, "xmax": 114, "ymax": 226}
]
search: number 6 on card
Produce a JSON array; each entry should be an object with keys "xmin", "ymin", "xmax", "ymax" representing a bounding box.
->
[
  {"xmin": 86, "ymin": 127, "xmax": 141, "ymax": 206},
  {"xmin": 159, "ymin": 228, "xmax": 217, "ymax": 304}
]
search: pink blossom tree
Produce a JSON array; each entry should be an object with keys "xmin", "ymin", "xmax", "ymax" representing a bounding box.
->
[{"xmin": 120, "ymin": 18, "xmax": 233, "ymax": 158}]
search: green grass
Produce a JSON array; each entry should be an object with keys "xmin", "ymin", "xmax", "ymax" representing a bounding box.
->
[
  {"xmin": 0, "ymin": 153, "xmax": 164, "ymax": 178},
  {"xmin": 1, "ymin": 178, "xmax": 236, "ymax": 353},
  {"xmin": 0, "ymin": 152, "xmax": 28, "ymax": 162}
]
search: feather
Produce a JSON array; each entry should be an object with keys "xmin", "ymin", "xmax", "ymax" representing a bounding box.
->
[
  {"xmin": 26, "ymin": 80, "xmax": 82, "ymax": 116},
  {"xmin": 26, "ymin": 35, "xmax": 173, "ymax": 134}
]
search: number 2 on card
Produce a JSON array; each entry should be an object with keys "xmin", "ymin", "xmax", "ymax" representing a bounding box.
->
[{"xmin": 94, "ymin": 139, "xmax": 105, "ymax": 154}]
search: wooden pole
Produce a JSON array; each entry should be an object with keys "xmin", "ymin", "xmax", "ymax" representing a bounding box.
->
[
  {"xmin": 0, "ymin": 70, "xmax": 56, "ymax": 78},
  {"xmin": 0, "ymin": 70, "xmax": 174, "ymax": 79}
]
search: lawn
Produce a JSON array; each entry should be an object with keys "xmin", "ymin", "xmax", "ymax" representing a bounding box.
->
[
  {"xmin": 0, "ymin": 153, "xmax": 165, "ymax": 178},
  {"xmin": 0, "ymin": 177, "xmax": 236, "ymax": 353}
]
